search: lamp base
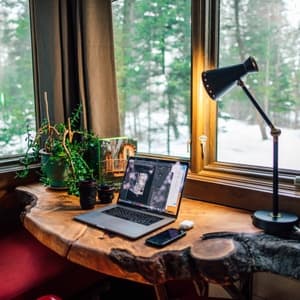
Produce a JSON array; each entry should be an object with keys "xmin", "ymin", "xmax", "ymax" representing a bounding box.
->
[{"xmin": 252, "ymin": 210, "xmax": 299, "ymax": 234}]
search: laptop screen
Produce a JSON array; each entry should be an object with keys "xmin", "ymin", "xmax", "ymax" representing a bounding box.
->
[{"xmin": 118, "ymin": 157, "xmax": 189, "ymax": 216}]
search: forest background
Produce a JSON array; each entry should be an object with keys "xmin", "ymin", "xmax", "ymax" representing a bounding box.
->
[{"xmin": 1, "ymin": 0, "xmax": 299, "ymax": 169}]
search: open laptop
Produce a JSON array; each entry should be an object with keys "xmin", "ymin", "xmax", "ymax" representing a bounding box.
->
[{"xmin": 74, "ymin": 156, "xmax": 189, "ymax": 239}]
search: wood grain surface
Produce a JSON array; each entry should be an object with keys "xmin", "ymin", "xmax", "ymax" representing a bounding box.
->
[{"xmin": 17, "ymin": 183, "xmax": 261, "ymax": 285}]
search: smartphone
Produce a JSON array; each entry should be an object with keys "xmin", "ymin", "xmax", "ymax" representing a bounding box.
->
[{"xmin": 145, "ymin": 228, "xmax": 186, "ymax": 248}]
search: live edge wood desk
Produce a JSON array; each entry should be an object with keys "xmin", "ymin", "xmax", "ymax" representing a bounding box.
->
[{"xmin": 16, "ymin": 184, "xmax": 300, "ymax": 300}]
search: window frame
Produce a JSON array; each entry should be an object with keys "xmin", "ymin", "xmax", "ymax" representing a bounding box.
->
[
  {"xmin": 187, "ymin": 0, "xmax": 300, "ymax": 214},
  {"xmin": 0, "ymin": 0, "xmax": 40, "ymax": 174},
  {"xmin": 1, "ymin": 0, "xmax": 299, "ymax": 215}
]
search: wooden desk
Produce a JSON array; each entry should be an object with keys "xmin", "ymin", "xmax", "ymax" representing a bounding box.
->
[{"xmin": 16, "ymin": 184, "xmax": 268, "ymax": 299}]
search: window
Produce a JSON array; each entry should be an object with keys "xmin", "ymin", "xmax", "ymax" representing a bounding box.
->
[
  {"xmin": 112, "ymin": 0, "xmax": 191, "ymax": 158},
  {"xmin": 113, "ymin": 0, "xmax": 299, "ymax": 198},
  {"xmin": 218, "ymin": 0, "xmax": 300, "ymax": 171},
  {"xmin": 0, "ymin": 0, "xmax": 35, "ymax": 158}
]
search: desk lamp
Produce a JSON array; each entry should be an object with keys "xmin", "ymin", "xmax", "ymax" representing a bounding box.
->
[{"xmin": 202, "ymin": 56, "xmax": 299, "ymax": 234}]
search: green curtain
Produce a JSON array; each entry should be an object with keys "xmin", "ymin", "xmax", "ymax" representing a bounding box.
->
[{"xmin": 29, "ymin": 0, "xmax": 120, "ymax": 137}]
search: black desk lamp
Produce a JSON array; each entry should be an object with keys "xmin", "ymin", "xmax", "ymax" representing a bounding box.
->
[{"xmin": 202, "ymin": 56, "xmax": 299, "ymax": 234}]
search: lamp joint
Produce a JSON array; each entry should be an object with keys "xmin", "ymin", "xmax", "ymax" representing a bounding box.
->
[{"xmin": 270, "ymin": 127, "xmax": 281, "ymax": 137}]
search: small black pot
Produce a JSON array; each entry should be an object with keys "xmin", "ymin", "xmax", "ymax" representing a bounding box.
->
[
  {"xmin": 98, "ymin": 184, "xmax": 114, "ymax": 204},
  {"xmin": 79, "ymin": 179, "xmax": 97, "ymax": 209}
]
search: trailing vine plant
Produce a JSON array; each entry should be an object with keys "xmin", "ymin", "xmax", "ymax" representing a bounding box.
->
[{"xmin": 17, "ymin": 92, "xmax": 97, "ymax": 195}]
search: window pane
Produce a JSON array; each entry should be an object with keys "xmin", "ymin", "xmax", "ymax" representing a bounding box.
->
[
  {"xmin": 218, "ymin": 0, "xmax": 300, "ymax": 170},
  {"xmin": 0, "ymin": 0, "xmax": 35, "ymax": 157},
  {"xmin": 112, "ymin": 0, "xmax": 191, "ymax": 157}
]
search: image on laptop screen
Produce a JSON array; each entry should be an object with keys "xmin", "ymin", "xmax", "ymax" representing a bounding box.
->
[{"xmin": 118, "ymin": 157, "xmax": 188, "ymax": 216}]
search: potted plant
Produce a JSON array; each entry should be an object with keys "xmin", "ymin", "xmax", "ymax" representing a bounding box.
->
[{"xmin": 17, "ymin": 94, "xmax": 97, "ymax": 195}]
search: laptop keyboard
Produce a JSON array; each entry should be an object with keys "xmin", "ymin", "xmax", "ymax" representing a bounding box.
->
[{"xmin": 103, "ymin": 206, "xmax": 163, "ymax": 226}]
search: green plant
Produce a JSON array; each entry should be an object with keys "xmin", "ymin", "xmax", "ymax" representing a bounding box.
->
[{"xmin": 17, "ymin": 98, "xmax": 97, "ymax": 195}]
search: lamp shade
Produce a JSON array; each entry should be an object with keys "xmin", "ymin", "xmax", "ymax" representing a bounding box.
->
[{"xmin": 202, "ymin": 56, "xmax": 258, "ymax": 100}]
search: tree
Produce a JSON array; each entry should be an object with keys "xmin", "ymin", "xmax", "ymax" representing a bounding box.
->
[
  {"xmin": 0, "ymin": 0, "xmax": 35, "ymax": 155},
  {"xmin": 113, "ymin": 0, "xmax": 191, "ymax": 155},
  {"xmin": 219, "ymin": 0, "xmax": 298, "ymax": 141}
]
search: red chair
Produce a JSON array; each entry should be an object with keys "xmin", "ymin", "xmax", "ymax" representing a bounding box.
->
[{"xmin": 0, "ymin": 226, "xmax": 104, "ymax": 300}]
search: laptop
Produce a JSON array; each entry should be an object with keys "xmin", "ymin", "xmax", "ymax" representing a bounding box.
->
[{"xmin": 74, "ymin": 156, "xmax": 189, "ymax": 239}]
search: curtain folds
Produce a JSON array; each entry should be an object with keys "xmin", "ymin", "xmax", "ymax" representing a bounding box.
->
[{"xmin": 29, "ymin": 0, "xmax": 120, "ymax": 137}]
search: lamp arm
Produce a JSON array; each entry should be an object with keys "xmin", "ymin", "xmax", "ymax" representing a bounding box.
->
[
  {"xmin": 237, "ymin": 80, "xmax": 277, "ymax": 131},
  {"xmin": 237, "ymin": 79, "xmax": 280, "ymax": 217}
]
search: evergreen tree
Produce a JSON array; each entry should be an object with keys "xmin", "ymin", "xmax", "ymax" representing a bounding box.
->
[
  {"xmin": 113, "ymin": 0, "xmax": 191, "ymax": 154},
  {"xmin": 0, "ymin": 0, "xmax": 35, "ymax": 155}
]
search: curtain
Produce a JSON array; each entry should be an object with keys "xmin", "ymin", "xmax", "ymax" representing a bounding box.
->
[{"xmin": 29, "ymin": 0, "xmax": 120, "ymax": 137}]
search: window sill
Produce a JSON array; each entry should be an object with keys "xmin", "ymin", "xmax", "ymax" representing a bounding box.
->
[
  {"xmin": 184, "ymin": 169, "xmax": 300, "ymax": 216},
  {"xmin": 136, "ymin": 153, "xmax": 300, "ymax": 215},
  {"xmin": 0, "ymin": 161, "xmax": 40, "ymax": 175}
]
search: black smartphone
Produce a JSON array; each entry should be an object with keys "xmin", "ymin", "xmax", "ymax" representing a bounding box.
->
[{"xmin": 145, "ymin": 228, "xmax": 186, "ymax": 248}]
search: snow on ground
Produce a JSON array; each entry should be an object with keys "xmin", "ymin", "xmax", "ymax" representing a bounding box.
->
[
  {"xmin": 1, "ymin": 118, "xmax": 299, "ymax": 171},
  {"xmin": 137, "ymin": 117, "xmax": 300, "ymax": 170},
  {"xmin": 218, "ymin": 119, "xmax": 300, "ymax": 170}
]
